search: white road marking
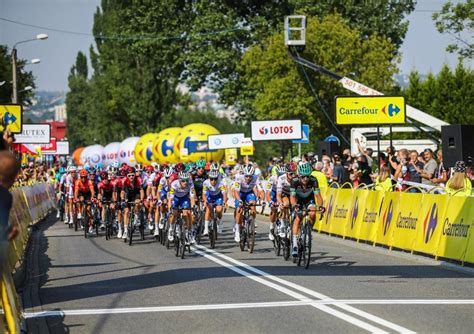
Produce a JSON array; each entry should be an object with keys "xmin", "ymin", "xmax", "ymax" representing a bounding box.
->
[
  {"xmin": 195, "ymin": 245, "xmax": 415, "ymax": 334},
  {"xmin": 24, "ymin": 299, "xmax": 474, "ymax": 318},
  {"xmin": 193, "ymin": 247, "xmax": 389, "ymax": 333}
]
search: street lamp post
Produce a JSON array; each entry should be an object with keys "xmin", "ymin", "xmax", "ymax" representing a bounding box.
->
[{"xmin": 11, "ymin": 33, "xmax": 48, "ymax": 104}]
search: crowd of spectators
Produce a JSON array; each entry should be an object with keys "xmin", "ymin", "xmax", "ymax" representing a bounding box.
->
[{"xmin": 265, "ymin": 140, "xmax": 473, "ymax": 196}]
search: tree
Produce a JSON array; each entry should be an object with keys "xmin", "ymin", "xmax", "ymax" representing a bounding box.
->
[
  {"xmin": 0, "ymin": 45, "xmax": 36, "ymax": 105},
  {"xmin": 235, "ymin": 14, "xmax": 399, "ymax": 149},
  {"xmin": 404, "ymin": 63, "xmax": 474, "ymax": 125},
  {"xmin": 433, "ymin": 0, "xmax": 473, "ymax": 59}
]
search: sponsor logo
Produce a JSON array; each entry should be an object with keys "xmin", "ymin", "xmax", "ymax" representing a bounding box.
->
[
  {"xmin": 382, "ymin": 200, "xmax": 393, "ymax": 235},
  {"xmin": 146, "ymin": 147, "xmax": 153, "ymax": 161},
  {"xmin": 350, "ymin": 197, "xmax": 359, "ymax": 229},
  {"xmin": 381, "ymin": 104, "xmax": 401, "ymax": 117},
  {"xmin": 214, "ymin": 138, "xmax": 222, "ymax": 146},
  {"xmin": 161, "ymin": 140, "xmax": 174, "ymax": 157},
  {"xmin": 423, "ymin": 203, "xmax": 438, "ymax": 243},
  {"xmin": 120, "ymin": 151, "xmax": 126, "ymax": 158},
  {"xmin": 258, "ymin": 126, "xmax": 294, "ymax": 136},
  {"xmin": 325, "ymin": 195, "xmax": 334, "ymax": 225},
  {"xmin": 443, "ymin": 218, "xmax": 470, "ymax": 238}
]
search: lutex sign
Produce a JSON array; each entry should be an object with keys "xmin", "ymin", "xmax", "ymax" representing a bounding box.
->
[
  {"xmin": 251, "ymin": 120, "xmax": 302, "ymax": 141},
  {"xmin": 335, "ymin": 96, "xmax": 406, "ymax": 125}
]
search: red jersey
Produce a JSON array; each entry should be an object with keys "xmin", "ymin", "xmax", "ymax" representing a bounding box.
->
[
  {"xmin": 98, "ymin": 180, "xmax": 115, "ymax": 193},
  {"xmin": 152, "ymin": 172, "xmax": 163, "ymax": 187},
  {"xmin": 169, "ymin": 172, "xmax": 178, "ymax": 185},
  {"xmin": 121, "ymin": 176, "xmax": 142, "ymax": 190}
]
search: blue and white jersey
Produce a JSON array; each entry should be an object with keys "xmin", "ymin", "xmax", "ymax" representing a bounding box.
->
[
  {"xmin": 203, "ymin": 178, "xmax": 226, "ymax": 196},
  {"xmin": 233, "ymin": 174, "xmax": 262, "ymax": 193},
  {"xmin": 169, "ymin": 179, "xmax": 195, "ymax": 199}
]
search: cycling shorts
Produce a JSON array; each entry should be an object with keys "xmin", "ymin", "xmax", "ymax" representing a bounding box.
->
[
  {"xmin": 206, "ymin": 192, "xmax": 224, "ymax": 206},
  {"xmin": 78, "ymin": 191, "xmax": 92, "ymax": 202},
  {"xmin": 160, "ymin": 190, "xmax": 168, "ymax": 202},
  {"xmin": 297, "ymin": 197, "xmax": 315, "ymax": 209},
  {"xmin": 235, "ymin": 191, "xmax": 256, "ymax": 207},
  {"xmin": 172, "ymin": 196, "xmax": 191, "ymax": 209},
  {"xmin": 102, "ymin": 190, "xmax": 113, "ymax": 201},
  {"xmin": 270, "ymin": 190, "xmax": 277, "ymax": 203},
  {"xmin": 126, "ymin": 188, "xmax": 141, "ymax": 203}
]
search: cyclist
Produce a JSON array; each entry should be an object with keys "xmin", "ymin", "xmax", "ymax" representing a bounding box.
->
[
  {"xmin": 266, "ymin": 165, "xmax": 286, "ymax": 241},
  {"xmin": 202, "ymin": 169, "xmax": 227, "ymax": 235},
  {"xmin": 155, "ymin": 167, "xmax": 173, "ymax": 233},
  {"xmin": 65, "ymin": 165, "xmax": 77, "ymax": 224},
  {"xmin": 192, "ymin": 159, "xmax": 207, "ymax": 223},
  {"xmin": 97, "ymin": 171, "xmax": 117, "ymax": 230},
  {"xmin": 56, "ymin": 166, "xmax": 67, "ymax": 221},
  {"xmin": 233, "ymin": 165, "xmax": 263, "ymax": 242},
  {"xmin": 120, "ymin": 166, "xmax": 144, "ymax": 240},
  {"xmin": 168, "ymin": 171, "xmax": 196, "ymax": 245},
  {"xmin": 143, "ymin": 165, "xmax": 156, "ymax": 230},
  {"xmin": 289, "ymin": 162, "xmax": 324, "ymax": 257},
  {"xmin": 276, "ymin": 162, "xmax": 297, "ymax": 235},
  {"xmin": 74, "ymin": 169, "xmax": 96, "ymax": 233}
]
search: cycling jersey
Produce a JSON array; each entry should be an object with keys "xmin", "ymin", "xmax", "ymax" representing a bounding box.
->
[
  {"xmin": 59, "ymin": 173, "xmax": 67, "ymax": 193},
  {"xmin": 276, "ymin": 174, "xmax": 292, "ymax": 196},
  {"xmin": 98, "ymin": 180, "xmax": 115, "ymax": 200},
  {"xmin": 75, "ymin": 179, "xmax": 94, "ymax": 201},
  {"xmin": 203, "ymin": 178, "xmax": 226, "ymax": 197},
  {"xmin": 121, "ymin": 176, "xmax": 143, "ymax": 202},
  {"xmin": 266, "ymin": 175, "xmax": 279, "ymax": 202},
  {"xmin": 233, "ymin": 174, "xmax": 262, "ymax": 193},
  {"xmin": 192, "ymin": 171, "xmax": 207, "ymax": 198},
  {"xmin": 290, "ymin": 176, "xmax": 320, "ymax": 205},
  {"xmin": 169, "ymin": 179, "xmax": 195, "ymax": 199},
  {"xmin": 65, "ymin": 174, "xmax": 76, "ymax": 199}
]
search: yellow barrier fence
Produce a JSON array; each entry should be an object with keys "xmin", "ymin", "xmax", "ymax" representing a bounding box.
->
[
  {"xmin": 315, "ymin": 187, "xmax": 474, "ymax": 264},
  {"xmin": 1, "ymin": 183, "xmax": 56, "ymax": 333}
]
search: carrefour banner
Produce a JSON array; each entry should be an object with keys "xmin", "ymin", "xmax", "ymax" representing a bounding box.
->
[
  {"xmin": 335, "ymin": 96, "xmax": 406, "ymax": 125},
  {"xmin": 390, "ymin": 192, "xmax": 423, "ymax": 251},
  {"xmin": 437, "ymin": 196, "xmax": 474, "ymax": 262},
  {"xmin": 374, "ymin": 192, "xmax": 400, "ymax": 246},
  {"xmin": 355, "ymin": 190, "xmax": 383, "ymax": 242},
  {"xmin": 328, "ymin": 188, "xmax": 353, "ymax": 237},
  {"xmin": 345, "ymin": 189, "xmax": 368, "ymax": 239},
  {"xmin": 317, "ymin": 187, "xmax": 338, "ymax": 233},
  {"xmin": 412, "ymin": 193, "xmax": 449, "ymax": 256}
]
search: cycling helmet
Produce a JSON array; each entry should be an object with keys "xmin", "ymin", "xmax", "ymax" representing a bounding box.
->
[
  {"xmin": 67, "ymin": 165, "xmax": 77, "ymax": 172},
  {"xmin": 96, "ymin": 163, "xmax": 105, "ymax": 171},
  {"xmin": 209, "ymin": 170, "xmax": 220, "ymax": 179},
  {"xmin": 178, "ymin": 171, "xmax": 190, "ymax": 180},
  {"xmin": 146, "ymin": 165, "xmax": 154, "ymax": 173},
  {"xmin": 112, "ymin": 161, "xmax": 120, "ymax": 169},
  {"xmin": 79, "ymin": 170, "xmax": 88, "ymax": 177},
  {"xmin": 109, "ymin": 166, "xmax": 118, "ymax": 175},
  {"xmin": 83, "ymin": 163, "xmax": 91, "ymax": 171},
  {"xmin": 100, "ymin": 171, "xmax": 108, "ymax": 180},
  {"xmin": 286, "ymin": 162, "xmax": 297, "ymax": 173},
  {"xmin": 58, "ymin": 167, "xmax": 66, "ymax": 174},
  {"xmin": 210, "ymin": 162, "xmax": 219, "ymax": 171},
  {"xmin": 196, "ymin": 159, "xmax": 206, "ymax": 169},
  {"xmin": 128, "ymin": 166, "xmax": 136, "ymax": 174},
  {"xmin": 151, "ymin": 162, "xmax": 160, "ymax": 172},
  {"xmin": 175, "ymin": 163, "xmax": 185, "ymax": 172},
  {"xmin": 186, "ymin": 162, "xmax": 196, "ymax": 172},
  {"xmin": 163, "ymin": 168, "xmax": 173, "ymax": 178},
  {"xmin": 119, "ymin": 168, "xmax": 128, "ymax": 177},
  {"xmin": 135, "ymin": 163, "xmax": 143, "ymax": 172},
  {"xmin": 276, "ymin": 165, "xmax": 287, "ymax": 175},
  {"xmin": 77, "ymin": 166, "xmax": 84, "ymax": 171},
  {"xmin": 298, "ymin": 162, "xmax": 312, "ymax": 176},
  {"xmin": 243, "ymin": 164, "xmax": 255, "ymax": 176},
  {"xmin": 88, "ymin": 166, "xmax": 96, "ymax": 174}
]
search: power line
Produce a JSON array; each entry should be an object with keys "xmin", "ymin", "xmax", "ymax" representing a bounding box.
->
[{"xmin": 0, "ymin": 17, "xmax": 255, "ymax": 41}]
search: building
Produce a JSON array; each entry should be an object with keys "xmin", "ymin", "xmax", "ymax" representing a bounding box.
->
[
  {"xmin": 54, "ymin": 104, "xmax": 67, "ymax": 121},
  {"xmin": 42, "ymin": 121, "xmax": 67, "ymax": 140}
]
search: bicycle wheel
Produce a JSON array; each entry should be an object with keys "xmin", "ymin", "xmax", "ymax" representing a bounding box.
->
[
  {"xmin": 283, "ymin": 238, "xmax": 290, "ymax": 261},
  {"xmin": 180, "ymin": 229, "xmax": 186, "ymax": 259},
  {"xmin": 174, "ymin": 223, "xmax": 180, "ymax": 256},
  {"xmin": 210, "ymin": 218, "xmax": 217, "ymax": 249},
  {"xmin": 274, "ymin": 233, "xmax": 281, "ymax": 256},
  {"xmin": 74, "ymin": 213, "xmax": 78, "ymax": 231},
  {"xmin": 304, "ymin": 220, "xmax": 312, "ymax": 269},
  {"xmin": 248, "ymin": 219, "xmax": 256, "ymax": 253},
  {"xmin": 297, "ymin": 219, "xmax": 305, "ymax": 267}
]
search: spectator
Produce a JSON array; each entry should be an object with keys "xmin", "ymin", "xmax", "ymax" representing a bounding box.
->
[
  {"xmin": 432, "ymin": 150, "xmax": 449, "ymax": 187},
  {"xmin": 331, "ymin": 153, "xmax": 348, "ymax": 184},
  {"xmin": 0, "ymin": 151, "xmax": 21, "ymax": 272},
  {"xmin": 445, "ymin": 161, "xmax": 472, "ymax": 196},
  {"xmin": 253, "ymin": 162, "xmax": 262, "ymax": 178},
  {"xmin": 355, "ymin": 138, "xmax": 374, "ymax": 168},
  {"xmin": 321, "ymin": 155, "xmax": 333, "ymax": 181},
  {"xmin": 375, "ymin": 166, "xmax": 392, "ymax": 192},
  {"xmin": 356, "ymin": 155, "xmax": 372, "ymax": 186},
  {"xmin": 414, "ymin": 148, "xmax": 437, "ymax": 186},
  {"xmin": 393, "ymin": 149, "xmax": 411, "ymax": 191},
  {"xmin": 407, "ymin": 150, "xmax": 424, "ymax": 191},
  {"xmin": 311, "ymin": 161, "xmax": 328, "ymax": 193}
]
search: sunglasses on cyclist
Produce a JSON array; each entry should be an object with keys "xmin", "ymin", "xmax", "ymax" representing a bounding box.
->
[
  {"xmin": 127, "ymin": 174, "xmax": 135, "ymax": 178},
  {"xmin": 301, "ymin": 175, "xmax": 310, "ymax": 180},
  {"xmin": 287, "ymin": 172, "xmax": 295, "ymax": 177},
  {"xmin": 180, "ymin": 178, "xmax": 188, "ymax": 182},
  {"xmin": 80, "ymin": 176, "xmax": 87, "ymax": 179},
  {"xmin": 210, "ymin": 177, "xmax": 218, "ymax": 181}
]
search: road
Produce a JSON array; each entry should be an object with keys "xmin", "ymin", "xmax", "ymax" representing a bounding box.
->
[{"xmin": 21, "ymin": 211, "xmax": 474, "ymax": 334}]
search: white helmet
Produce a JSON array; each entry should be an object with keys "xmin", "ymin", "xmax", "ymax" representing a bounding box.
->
[
  {"xmin": 210, "ymin": 163, "xmax": 219, "ymax": 171},
  {"xmin": 163, "ymin": 167, "xmax": 173, "ymax": 178},
  {"xmin": 67, "ymin": 165, "xmax": 77, "ymax": 172},
  {"xmin": 151, "ymin": 162, "xmax": 160, "ymax": 172},
  {"xmin": 209, "ymin": 170, "xmax": 220, "ymax": 179},
  {"xmin": 77, "ymin": 166, "xmax": 84, "ymax": 171},
  {"xmin": 179, "ymin": 171, "xmax": 190, "ymax": 180},
  {"xmin": 243, "ymin": 165, "xmax": 255, "ymax": 176},
  {"xmin": 276, "ymin": 165, "xmax": 287, "ymax": 175}
]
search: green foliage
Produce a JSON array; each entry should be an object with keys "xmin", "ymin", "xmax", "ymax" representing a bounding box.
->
[
  {"xmin": 433, "ymin": 0, "xmax": 473, "ymax": 59},
  {"xmin": 404, "ymin": 62, "xmax": 474, "ymax": 124},
  {"xmin": 0, "ymin": 45, "xmax": 36, "ymax": 105},
  {"xmin": 236, "ymin": 14, "xmax": 399, "ymax": 150}
]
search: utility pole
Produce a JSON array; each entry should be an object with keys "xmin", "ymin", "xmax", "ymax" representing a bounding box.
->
[{"xmin": 11, "ymin": 48, "xmax": 18, "ymax": 104}]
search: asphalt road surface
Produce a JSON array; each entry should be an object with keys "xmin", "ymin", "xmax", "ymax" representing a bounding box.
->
[{"xmin": 21, "ymin": 211, "xmax": 474, "ymax": 334}]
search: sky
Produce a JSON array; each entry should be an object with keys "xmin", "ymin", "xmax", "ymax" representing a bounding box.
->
[{"xmin": 0, "ymin": 0, "xmax": 471, "ymax": 92}]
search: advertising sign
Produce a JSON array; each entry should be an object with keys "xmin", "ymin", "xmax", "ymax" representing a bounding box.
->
[
  {"xmin": 335, "ymin": 96, "xmax": 406, "ymax": 125},
  {"xmin": 225, "ymin": 148, "xmax": 237, "ymax": 165},
  {"xmin": 251, "ymin": 120, "xmax": 302, "ymax": 141},
  {"xmin": 40, "ymin": 137, "xmax": 57, "ymax": 154},
  {"xmin": 56, "ymin": 141, "xmax": 70, "ymax": 155},
  {"xmin": 188, "ymin": 141, "xmax": 216, "ymax": 153},
  {"xmin": 292, "ymin": 124, "xmax": 310, "ymax": 144},
  {"xmin": 208, "ymin": 133, "xmax": 244, "ymax": 150},
  {"xmin": 0, "ymin": 104, "xmax": 23, "ymax": 133},
  {"xmin": 239, "ymin": 137, "xmax": 254, "ymax": 155},
  {"xmin": 14, "ymin": 123, "xmax": 51, "ymax": 144}
]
